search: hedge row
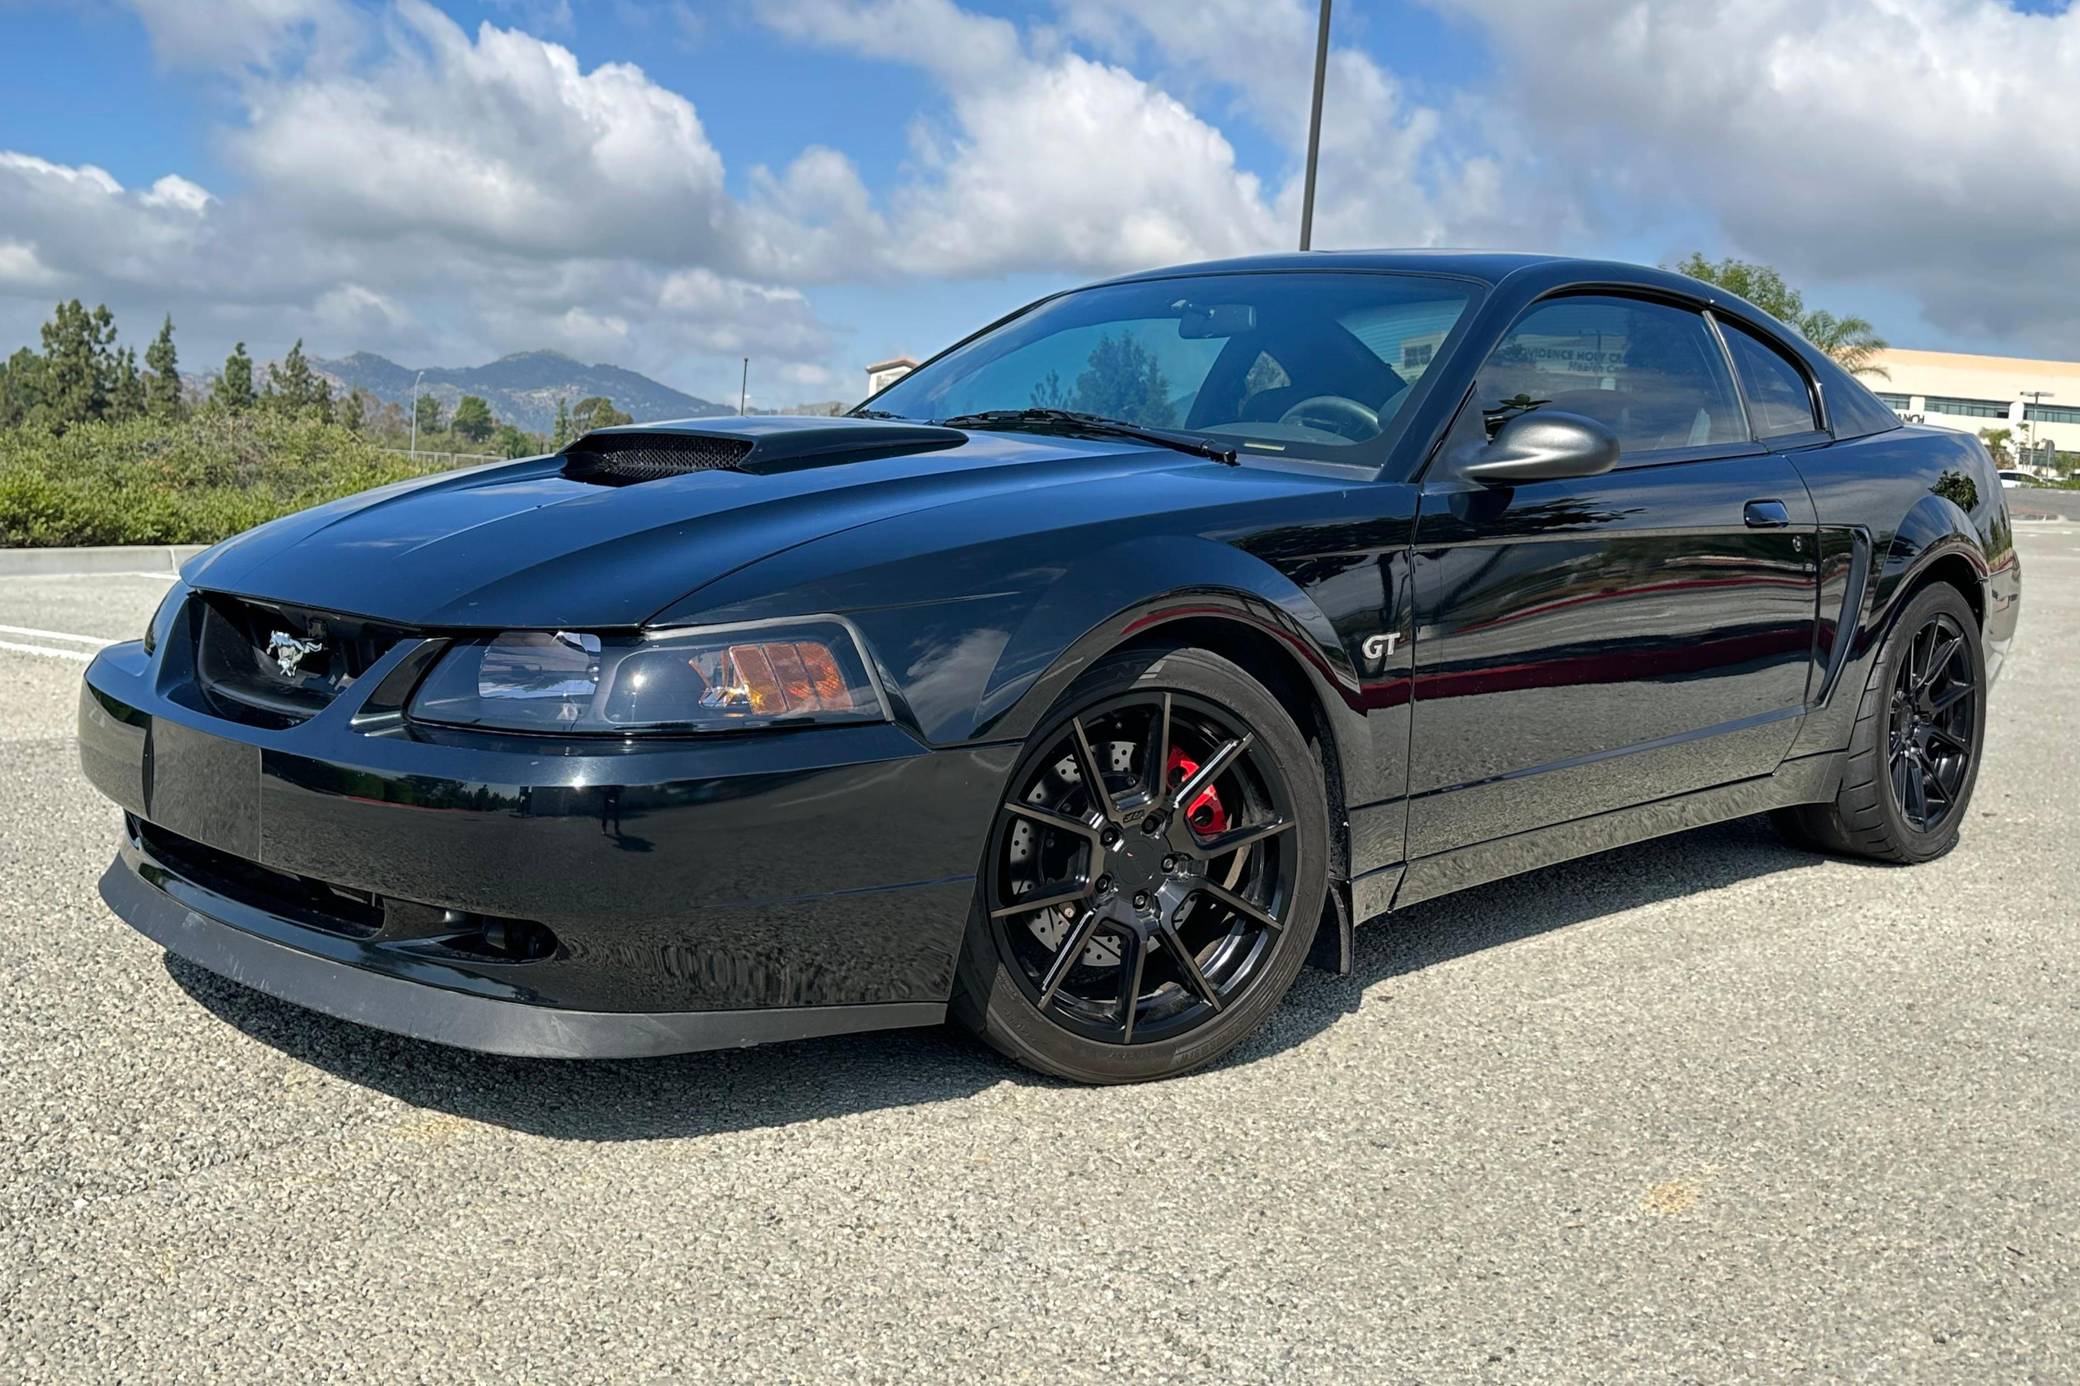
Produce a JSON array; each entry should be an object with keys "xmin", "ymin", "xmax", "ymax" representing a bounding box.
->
[{"xmin": 0, "ymin": 414, "xmax": 468, "ymax": 548}]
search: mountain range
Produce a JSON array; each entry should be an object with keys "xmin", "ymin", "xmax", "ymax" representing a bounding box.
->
[{"xmin": 309, "ymin": 350, "xmax": 735, "ymax": 433}]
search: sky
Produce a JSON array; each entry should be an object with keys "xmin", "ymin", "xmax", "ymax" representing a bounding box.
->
[{"xmin": 1, "ymin": 0, "xmax": 2078, "ymax": 408}]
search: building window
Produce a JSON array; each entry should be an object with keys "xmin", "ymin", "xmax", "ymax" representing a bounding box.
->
[
  {"xmin": 1923, "ymin": 396, "xmax": 2011, "ymax": 419},
  {"xmin": 1874, "ymin": 392, "xmax": 1912, "ymax": 411},
  {"xmin": 2024, "ymin": 402, "xmax": 2080, "ymax": 425}
]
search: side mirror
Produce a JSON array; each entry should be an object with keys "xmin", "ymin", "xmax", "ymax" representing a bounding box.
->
[{"xmin": 1462, "ymin": 410, "xmax": 1620, "ymax": 485}]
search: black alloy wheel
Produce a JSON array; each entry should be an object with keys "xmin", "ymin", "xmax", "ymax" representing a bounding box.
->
[
  {"xmin": 1772, "ymin": 581, "xmax": 1986, "ymax": 865},
  {"xmin": 954, "ymin": 646, "xmax": 1326, "ymax": 1082},
  {"xmin": 1887, "ymin": 611, "xmax": 1976, "ymax": 833}
]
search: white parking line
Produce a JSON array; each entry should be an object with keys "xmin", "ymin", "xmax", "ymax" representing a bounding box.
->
[
  {"xmin": 2, "ymin": 570, "xmax": 179, "ymax": 581},
  {"xmin": 0, "ymin": 639, "xmax": 94, "ymax": 663},
  {"xmin": 0, "ymin": 624, "xmax": 116, "ymax": 647}
]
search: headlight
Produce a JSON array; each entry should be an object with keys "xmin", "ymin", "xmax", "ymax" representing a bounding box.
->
[{"xmin": 407, "ymin": 619, "xmax": 886, "ymax": 734}]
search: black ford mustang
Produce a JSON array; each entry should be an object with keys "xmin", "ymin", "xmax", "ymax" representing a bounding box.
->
[{"xmin": 80, "ymin": 252, "xmax": 2021, "ymax": 1083}]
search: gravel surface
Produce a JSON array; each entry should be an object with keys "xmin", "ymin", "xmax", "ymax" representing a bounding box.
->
[{"xmin": 2, "ymin": 527, "xmax": 2075, "ymax": 1383}]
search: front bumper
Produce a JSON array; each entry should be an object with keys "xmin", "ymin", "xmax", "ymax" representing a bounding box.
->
[{"xmin": 81, "ymin": 632, "xmax": 1012, "ymax": 1057}]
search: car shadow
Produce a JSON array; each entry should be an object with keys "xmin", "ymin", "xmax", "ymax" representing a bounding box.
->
[{"xmin": 167, "ymin": 814, "xmax": 1839, "ymax": 1141}]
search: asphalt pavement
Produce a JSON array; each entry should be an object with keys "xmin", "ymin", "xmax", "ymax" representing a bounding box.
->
[{"xmin": 3, "ymin": 523, "xmax": 2076, "ymax": 1383}]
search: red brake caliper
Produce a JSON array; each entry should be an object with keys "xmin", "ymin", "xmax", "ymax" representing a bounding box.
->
[{"xmin": 1166, "ymin": 747, "xmax": 1229, "ymax": 836}]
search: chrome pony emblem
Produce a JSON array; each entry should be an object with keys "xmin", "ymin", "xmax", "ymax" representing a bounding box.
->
[{"xmin": 267, "ymin": 629, "xmax": 325, "ymax": 678}]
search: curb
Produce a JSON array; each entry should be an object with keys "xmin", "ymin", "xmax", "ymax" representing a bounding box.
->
[{"xmin": 0, "ymin": 544, "xmax": 205, "ymax": 577}]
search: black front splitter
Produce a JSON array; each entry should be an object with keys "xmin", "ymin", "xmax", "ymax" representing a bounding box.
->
[{"xmin": 101, "ymin": 859, "xmax": 946, "ymax": 1060}]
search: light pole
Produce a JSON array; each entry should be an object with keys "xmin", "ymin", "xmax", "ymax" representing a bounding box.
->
[
  {"xmin": 1298, "ymin": 0, "xmax": 1332, "ymax": 251},
  {"xmin": 740, "ymin": 357, "xmax": 749, "ymax": 416},
  {"xmin": 409, "ymin": 369, "xmax": 425, "ymax": 457},
  {"xmin": 2020, "ymin": 390, "xmax": 2054, "ymax": 472}
]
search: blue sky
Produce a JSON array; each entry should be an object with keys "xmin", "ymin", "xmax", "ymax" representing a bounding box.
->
[{"xmin": 2, "ymin": 0, "xmax": 2076, "ymax": 406}]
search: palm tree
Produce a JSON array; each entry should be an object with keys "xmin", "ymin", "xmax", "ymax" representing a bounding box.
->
[
  {"xmin": 1977, "ymin": 427, "xmax": 2014, "ymax": 467},
  {"xmin": 1798, "ymin": 309, "xmax": 1889, "ymax": 380}
]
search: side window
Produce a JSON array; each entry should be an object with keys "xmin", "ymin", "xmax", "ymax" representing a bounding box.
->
[
  {"xmin": 1719, "ymin": 319, "xmax": 1819, "ymax": 437},
  {"xmin": 1478, "ymin": 296, "xmax": 1747, "ymax": 456}
]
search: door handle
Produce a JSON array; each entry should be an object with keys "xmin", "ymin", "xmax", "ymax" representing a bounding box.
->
[{"xmin": 1744, "ymin": 499, "xmax": 1791, "ymax": 528}]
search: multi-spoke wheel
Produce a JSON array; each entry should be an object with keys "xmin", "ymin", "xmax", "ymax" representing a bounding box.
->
[
  {"xmin": 1774, "ymin": 582, "xmax": 1986, "ymax": 864},
  {"xmin": 1887, "ymin": 610, "xmax": 1976, "ymax": 833},
  {"xmin": 953, "ymin": 645, "xmax": 1325, "ymax": 1082}
]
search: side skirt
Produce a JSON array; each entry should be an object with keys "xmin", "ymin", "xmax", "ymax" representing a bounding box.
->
[{"xmin": 1371, "ymin": 750, "xmax": 1844, "ymax": 915}]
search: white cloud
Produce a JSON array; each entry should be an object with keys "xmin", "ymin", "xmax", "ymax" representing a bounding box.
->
[
  {"xmin": 0, "ymin": 241, "xmax": 59, "ymax": 291},
  {"xmin": 29, "ymin": 0, "xmax": 2080, "ymax": 406},
  {"xmin": 1427, "ymin": 0, "xmax": 2080, "ymax": 351},
  {"xmin": 125, "ymin": 0, "xmax": 361, "ymax": 71},
  {"xmin": 754, "ymin": 0, "xmax": 1282, "ymax": 277},
  {"xmin": 140, "ymin": 175, "xmax": 216, "ymax": 214},
  {"xmin": 230, "ymin": 1, "xmax": 737, "ymax": 264}
]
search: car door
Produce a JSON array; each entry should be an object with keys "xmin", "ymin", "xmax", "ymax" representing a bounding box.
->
[{"xmin": 1404, "ymin": 293, "xmax": 1819, "ymax": 861}]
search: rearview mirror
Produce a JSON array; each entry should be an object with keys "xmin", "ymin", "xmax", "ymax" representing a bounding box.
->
[
  {"xmin": 1462, "ymin": 410, "xmax": 1620, "ymax": 485},
  {"xmin": 1177, "ymin": 303, "xmax": 1257, "ymax": 339}
]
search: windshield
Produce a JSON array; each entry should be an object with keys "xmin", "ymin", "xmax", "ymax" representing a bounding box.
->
[{"xmin": 863, "ymin": 272, "xmax": 1474, "ymax": 460}]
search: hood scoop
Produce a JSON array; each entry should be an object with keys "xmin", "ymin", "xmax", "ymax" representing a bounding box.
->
[{"xmin": 562, "ymin": 416, "xmax": 966, "ymax": 487}]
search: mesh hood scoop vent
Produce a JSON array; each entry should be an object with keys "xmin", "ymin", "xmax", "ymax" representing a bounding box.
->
[{"xmin": 561, "ymin": 417, "xmax": 966, "ymax": 486}]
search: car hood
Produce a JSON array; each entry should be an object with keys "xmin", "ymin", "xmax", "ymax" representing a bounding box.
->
[{"xmin": 183, "ymin": 416, "xmax": 1204, "ymax": 628}]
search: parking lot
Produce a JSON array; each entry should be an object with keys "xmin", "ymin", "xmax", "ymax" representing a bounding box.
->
[{"xmin": 3, "ymin": 521, "xmax": 2075, "ymax": 1382}]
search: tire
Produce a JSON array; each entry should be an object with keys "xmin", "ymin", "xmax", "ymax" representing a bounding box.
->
[
  {"xmin": 953, "ymin": 645, "xmax": 1327, "ymax": 1083},
  {"xmin": 1773, "ymin": 582, "xmax": 1986, "ymax": 864}
]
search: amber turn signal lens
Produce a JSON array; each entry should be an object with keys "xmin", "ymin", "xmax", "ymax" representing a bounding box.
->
[{"xmin": 722, "ymin": 641, "xmax": 856, "ymax": 714}]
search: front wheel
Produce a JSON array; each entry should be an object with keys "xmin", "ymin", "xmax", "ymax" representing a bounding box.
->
[{"xmin": 953, "ymin": 646, "xmax": 1326, "ymax": 1083}]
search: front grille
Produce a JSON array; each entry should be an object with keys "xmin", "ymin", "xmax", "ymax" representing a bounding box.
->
[
  {"xmin": 193, "ymin": 594, "xmax": 412, "ymax": 727},
  {"xmin": 136, "ymin": 817, "xmax": 383, "ymax": 938},
  {"xmin": 561, "ymin": 433, "xmax": 753, "ymax": 485},
  {"xmin": 132, "ymin": 816, "xmax": 560, "ymax": 960}
]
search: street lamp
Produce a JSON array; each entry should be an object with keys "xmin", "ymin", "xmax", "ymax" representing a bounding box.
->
[
  {"xmin": 2020, "ymin": 389, "xmax": 2055, "ymax": 472},
  {"xmin": 409, "ymin": 369, "xmax": 425, "ymax": 457},
  {"xmin": 1299, "ymin": 0, "xmax": 1332, "ymax": 251}
]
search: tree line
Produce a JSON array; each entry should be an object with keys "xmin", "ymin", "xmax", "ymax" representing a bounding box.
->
[{"xmin": 0, "ymin": 300, "xmax": 636, "ymax": 458}]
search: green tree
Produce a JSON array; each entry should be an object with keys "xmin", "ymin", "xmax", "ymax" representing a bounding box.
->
[
  {"xmin": 1796, "ymin": 309, "xmax": 1890, "ymax": 381},
  {"xmin": 144, "ymin": 315, "xmax": 183, "ymax": 420},
  {"xmin": 571, "ymin": 396, "xmax": 633, "ymax": 432},
  {"xmin": 493, "ymin": 423, "xmax": 539, "ymax": 458},
  {"xmin": 212, "ymin": 343, "xmax": 256, "ymax": 412},
  {"xmin": 38, "ymin": 299, "xmax": 120, "ymax": 428},
  {"xmin": 451, "ymin": 394, "xmax": 495, "ymax": 444},
  {"xmin": 265, "ymin": 339, "xmax": 332, "ymax": 418},
  {"xmin": 1069, "ymin": 333, "xmax": 1174, "ymax": 426},
  {"xmin": 551, "ymin": 396, "xmax": 574, "ymax": 448},
  {"xmin": 339, "ymin": 387, "xmax": 367, "ymax": 433},
  {"xmin": 111, "ymin": 347, "xmax": 147, "ymax": 420},
  {"xmin": 1978, "ymin": 426, "xmax": 2015, "ymax": 467},
  {"xmin": 413, "ymin": 392, "xmax": 445, "ymax": 436},
  {"xmin": 0, "ymin": 347, "xmax": 46, "ymax": 428},
  {"xmin": 1671, "ymin": 253, "xmax": 1890, "ymax": 379}
]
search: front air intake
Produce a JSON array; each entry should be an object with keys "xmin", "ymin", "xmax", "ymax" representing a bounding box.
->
[
  {"xmin": 559, "ymin": 417, "xmax": 968, "ymax": 486},
  {"xmin": 561, "ymin": 433, "xmax": 754, "ymax": 485}
]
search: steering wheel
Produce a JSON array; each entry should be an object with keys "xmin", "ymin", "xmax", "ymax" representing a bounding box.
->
[{"xmin": 1278, "ymin": 395, "xmax": 1381, "ymax": 441}]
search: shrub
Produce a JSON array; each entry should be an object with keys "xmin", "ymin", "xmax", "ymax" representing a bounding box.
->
[{"xmin": 0, "ymin": 411, "xmax": 468, "ymax": 548}]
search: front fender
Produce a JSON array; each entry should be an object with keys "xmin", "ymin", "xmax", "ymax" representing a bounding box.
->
[{"xmin": 978, "ymin": 534, "xmax": 1364, "ymax": 745}]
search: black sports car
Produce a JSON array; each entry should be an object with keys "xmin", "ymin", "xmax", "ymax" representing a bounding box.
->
[{"xmin": 80, "ymin": 252, "xmax": 2022, "ymax": 1083}]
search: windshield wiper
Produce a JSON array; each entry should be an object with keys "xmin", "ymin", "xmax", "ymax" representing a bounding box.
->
[{"xmin": 936, "ymin": 408, "xmax": 1238, "ymax": 465}]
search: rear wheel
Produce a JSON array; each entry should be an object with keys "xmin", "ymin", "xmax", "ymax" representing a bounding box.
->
[
  {"xmin": 1774, "ymin": 583, "xmax": 1985, "ymax": 864},
  {"xmin": 953, "ymin": 646, "xmax": 1326, "ymax": 1083}
]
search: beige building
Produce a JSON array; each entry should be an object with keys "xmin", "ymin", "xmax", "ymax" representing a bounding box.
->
[
  {"xmin": 1865, "ymin": 347, "xmax": 2080, "ymax": 464},
  {"xmin": 864, "ymin": 356, "xmax": 918, "ymax": 396}
]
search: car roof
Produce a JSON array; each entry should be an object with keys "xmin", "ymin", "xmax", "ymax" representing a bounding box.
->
[{"xmin": 1090, "ymin": 248, "xmax": 1585, "ymax": 288}]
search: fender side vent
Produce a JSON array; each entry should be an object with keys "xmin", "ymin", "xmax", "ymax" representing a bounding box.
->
[{"xmin": 562, "ymin": 434, "xmax": 754, "ymax": 486}]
